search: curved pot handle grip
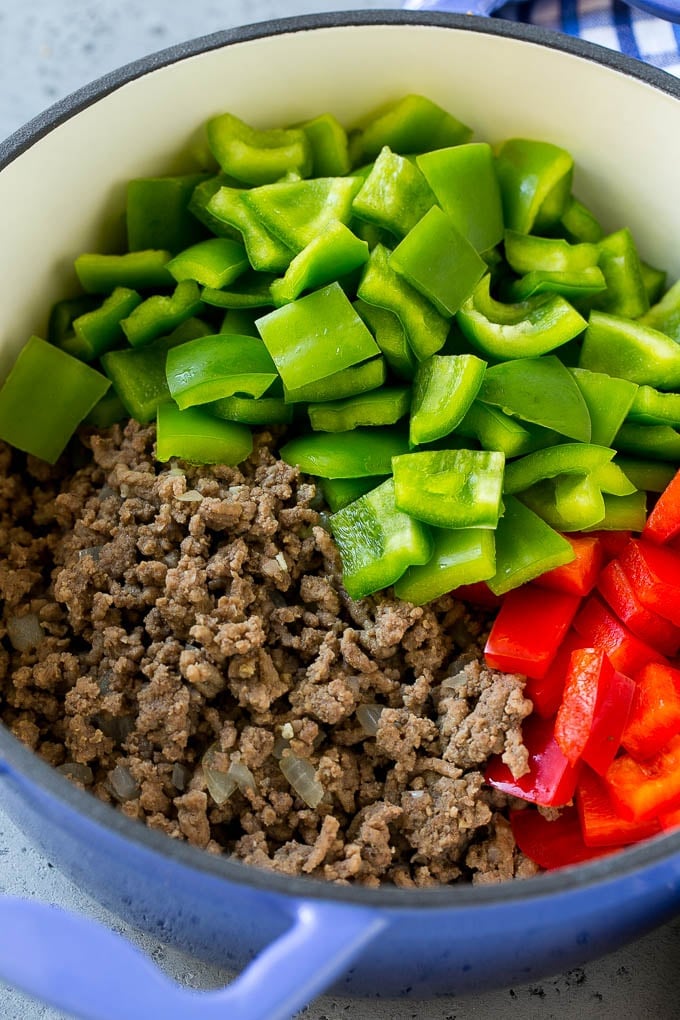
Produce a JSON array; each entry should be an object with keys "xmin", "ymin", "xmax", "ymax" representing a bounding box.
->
[{"xmin": 0, "ymin": 895, "xmax": 385, "ymax": 1020}]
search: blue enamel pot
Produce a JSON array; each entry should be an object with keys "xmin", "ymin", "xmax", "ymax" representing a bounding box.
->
[{"xmin": 1, "ymin": 12, "xmax": 680, "ymax": 1019}]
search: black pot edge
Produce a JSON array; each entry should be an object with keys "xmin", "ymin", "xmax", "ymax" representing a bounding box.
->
[{"xmin": 1, "ymin": 8, "xmax": 680, "ymax": 911}]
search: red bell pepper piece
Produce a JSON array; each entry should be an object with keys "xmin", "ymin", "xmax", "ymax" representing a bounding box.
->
[
  {"xmin": 535, "ymin": 533, "xmax": 603, "ymax": 597},
  {"xmin": 643, "ymin": 468, "xmax": 680, "ymax": 545},
  {"xmin": 452, "ymin": 580, "xmax": 502, "ymax": 609},
  {"xmin": 621, "ymin": 662, "xmax": 680, "ymax": 761},
  {"xmin": 573, "ymin": 594, "xmax": 668, "ymax": 676},
  {"xmin": 619, "ymin": 538, "xmax": 680, "ymax": 628},
  {"xmin": 605, "ymin": 734, "xmax": 680, "ymax": 821},
  {"xmin": 484, "ymin": 584, "xmax": 581, "ymax": 680},
  {"xmin": 596, "ymin": 558, "xmax": 680, "ymax": 658},
  {"xmin": 576, "ymin": 766, "xmax": 661, "ymax": 847},
  {"xmin": 658, "ymin": 805, "xmax": 680, "ymax": 831},
  {"xmin": 555, "ymin": 648, "xmax": 612, "ymax": 766},
  {"xmin": 523, "ymin": 629, "xmax": 584, "ymax": 720},
  {"xmin": 588, "ymin": 529, "xmax": 632, "ymax": 563},
  {"xmin": 581, "ymin": 667, "xmax": 635, "ymax": 776},
  {"xmin": 485, "ymin": 714, "xmax": 580, "ymax": 807},
  {"xmin": 510, "ymin": 805, "xmax": 615, "ymax": 869}
]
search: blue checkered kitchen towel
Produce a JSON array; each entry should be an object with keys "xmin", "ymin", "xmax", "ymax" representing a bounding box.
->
[{"xmin": 406, "ymin": 0, "xmax": 680, "ymax": 76}]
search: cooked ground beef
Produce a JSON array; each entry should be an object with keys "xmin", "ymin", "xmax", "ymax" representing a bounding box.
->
[{"xmin": 0, "ymin": 421, "xmax": 539, "ymax": 886}]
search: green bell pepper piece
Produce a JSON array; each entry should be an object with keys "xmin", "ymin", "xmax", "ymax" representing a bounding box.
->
[
  {"xmin": 84, "ymin": 389, "xmax": 128, "ymax": 428},
  {"xmin": 282, "ymin": 356, "xmax": 385, "ymax": 404},
  {"xmin": 504, "ymin": 230, "xmax": 599, "ymax": 275},
  {"xmin": 188, "ymin": 175, "xmax": 241, "ymax": 239},
  {"xmin": 220, "ymin": 308, "xmax": 260, "ymax": 337},
  {"xmin": 487, "ymin": 494, "xmax": 575, "ymax": 596},
  {"xmin": 296, "ymin": 112, "xmax": 351, "ymax": 177},
  {"xmin": 242, "ymin": 176, "xmax": 363, "ymax": 254},
  {"xmin": 559, "ymin": 196, "xmax": 604, "ymax": 244},
  {"xmin": 416, "ymin": 142, "xmax": 504, "ymax": 253},
  {"xmin": 640, "ymin": 261, "xmax": 667, "ymax": 306},
  {"xmin": 127, "ymin": 174, "xmax": 208, "ymax": 253},
  {"xmin": 394, "ymin": 526, "xmax": 496, "ymax": 606},
  {"xmin": 202, "ymin": 272, "xmax": 276, "ymax": 311},
  {"xmin": 67, "ymin": 287, "xmax": 142, "ymax": 362},
  {"xmin": 389, "ymin": 206, "xmax": 487, "ymax": 318},
  {"xmin": 308, "ymin": 387, "xmax": 410, "ymax": 432},
  {"xmin": 593, "ymin": 228, "xmax": 649, "ymax": 319},
  {"xmin": 518, "ymin": 473, "xmax": 606, "ymax": 531},
  {"xmin": 270, "ymin": 221, "xmax": 369, "ymax": 306},
  {"xmin": 495, "ymin": 139, "xmax": 574, "ymax": 234},
  {"xmin": 0, "ymin": 336, "xmax": 110, "ymax": 463},
  {"xmin": 348, "ymin": 94, "xmax": 471, "ymax": 165},
  {"xmin": 156, "ymin": 402, "xmax": 252, "ymax": 465},
  {"xmin": 166, "ymin": 237, "xmax": 249, "ymax": 290},
  {"xmin": 351, "ymin": 147, "xmax": 436, "ymax": 238},
  {"xmin": 101, "ymin": 342, "xmax": 173, "ymax": 423},
  {"xmin": 357, "ymin": 244, "xmax": 449, "ymax": 361},
  {"xmin": 206, "ymin": 112, "xmax": 312, "ymax": 185},
  {"xmin": 569, "ymin": 367, "xmax": 638, "ymax": 447},
  {"xmin": 591, "ymin": 461, "xmax": 637, "ymax": 496},
  {"xmin": 508, "ymin": 267, "xmax": 607, "ymax": 302},
  {"xmin": 280, "ymin": 427, "xmax": 410, "ymax": 478},
  {"xmin": 578, "ymin": 311, "xmax": 680, "ymax": 390},
  {"xmin": 613, "ymin": 456, "xmax": 676, "ymax": 493},
  {"xmin": 457, "ymin": 400, "xmax": 540, "ymax": 458},
  {"xmin": 614, "ymin": 422, "xmax": 680, "ymax": 462},
  {"xmin": 209, "ymin": 393, "xmax": 294, "ymax": 426},
  {"xmin": 319, "ymin": 475, "xmax": 385, "ymax": 512},
  {"xmin": 639, "ymin": 278, "xmax": 680, "ymax": 342},
  {"xmin": 48, "ymin": 295, "xmax": 98, "ymax": 347},
  {"xmin": 409, "ymin": 353, "xmax": 486, "ymax": 446},
  {"xmin": 256, "ymin": 282, "xmax": 379, "ymax": 391},
  {"xmin": 329, "ymin": 476, "xmax": 433, "ymax": 600},
  {"xmin": 74, "ymin": 250, "xmax": 174, "ymax": 294},
  {"xmin": 456, "ymin": 275, "xmax": 586, "ymax": 360},
  {"xmin": 121, "ymin": 280, "xmax": 204, "ymax": 348},
  {"xmin": 627, "ymin": 385, "xmax": 680, "ymax": 427},
  {"xmin": 480, "ymin": 356, "xmax": 591, "ymax": 442},
  {"xmin": 166, "ymin": 334, "xmax": 278, "ymax": 409},
  {"xmin": 354, "ymin": 299, "xmax": 416, "ymax": 381},
  {"xmin": 207, "ymin": 186, "xmax": 292, "ymax": 273},
  {"xmin": 583, "ymin": 491, "xmax": 648, "ymax": 532},
  {"xmin": 392, "ymin": 449, "xmax": 505, "ymax": 529},
  {"xmin": 503, "ymin": 442, "xmax": 614, "ymax": 495}
]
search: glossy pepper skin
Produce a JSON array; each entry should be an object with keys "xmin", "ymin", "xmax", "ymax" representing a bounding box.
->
[
  {"xmin": 166, "ymin": 334, "xmax": 278, "ymax": 409},
  {"xmin": 494, "ymin": 138, "xmax": 574, "ymax": 234},
  {"xmin": 510, "ymin": 805, "xmax": 615, "ymax": 869},
  {"xmin": 487, "ymin": 495, "xmax": 575, "ymax": 596},
  {"xmin": 155, "ymin": 402, "xmax": 252, "ymax": 465},
  {"xmin": 206, "ymin": 112, "xmax": 312, "ymax": 185},
  {"xmin": 74, "ymin": 250, "xmax": 173, "ymax": 294},
  {"xmin": 392, "ymin": 449, "xmax": 505, "ymax": 530},
  {"xmin": 348, "ymin": 93, "xmax": 471, "ymax": 166},
  {"xmin": 485, "ymin": 714, "xmax": 580, "ymax": 808},
  {"xmin": 484, "ymin": 584, "xmax": 581, "ymax": 680},
  {"xmin": 393, "ymin": 526, "xmax": 495, "ymax": 606},
  {"xmin": 409, "ymin": 353, "xmax": 486, "ymax": 446}
]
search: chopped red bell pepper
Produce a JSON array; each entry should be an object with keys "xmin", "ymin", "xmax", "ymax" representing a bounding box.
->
[
  {"xmin": 555, "ymin": 647, "xmax": 612, "ymax": 766},
  {"xmin": 658, "ymin": 805, "xmax": 680, "ymax": 831},
  {"xmin": 575, "ymin": 765, "xmax": 661, "ymax": 847},
  {"xmin": 485, "ymin": 713, "xmax": 580, "ymax": 807},
  {"xmin": 581, "ymin": 666, "xmax": 635, "ymax": 776},
  {"xmin": 619, "ymin": 538, "xmax": 680, "ymax": 628},
  {"xmin": 484, "ymin": 584, "xmax": 581, "ymax": 680},
  {"xmin": 451, "ymin": 580, "xmax": 502, "ymax": 609},
  {"xmin": 596, "ymin": 558, "xmax": 680, "ymax": 658},
  {"xmin": 510, "ymin": 805, "xmax": 615, "ymax": 869},
  {"xmin": 523, "ymin": 628, "xmax": 584, "ymax": 720},
  {"xmin": 621, "ymin": 662, "xmax": 680, "ymax": 761},
  {"xmin": 643, "ymin": 468, "xmax": 680, "ymax": 545},
  {"xmin": 573, "ymin": 594, "xmax": 668, "ymax": 676},
  {"xmin": 535, "ymin": 533, "xmax": 603, "ymax": 597},
  {"xmin": 605, "ymin": 734, "xmax": 680, "ymax": 821},
  {"xmin": 587, "ymin": 529, "xmax": 632, "ymax": 563}
]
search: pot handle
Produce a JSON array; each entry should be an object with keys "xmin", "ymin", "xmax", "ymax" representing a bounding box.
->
[{"xmin": 0, "ymin": 894, "xmax": 385, "ymax": 1020}]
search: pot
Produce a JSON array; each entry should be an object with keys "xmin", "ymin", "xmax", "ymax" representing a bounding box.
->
[{"xmin": 1, "ymin": 11, "xmax": 680, "ymax": 1020}]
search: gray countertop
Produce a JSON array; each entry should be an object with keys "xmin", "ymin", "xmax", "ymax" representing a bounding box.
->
[{"xmin": 1, "ymin": 3, "xmax": 679, "ymax": 1018}]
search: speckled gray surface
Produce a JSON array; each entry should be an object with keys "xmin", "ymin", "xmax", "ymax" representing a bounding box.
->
[{"xmin": 1, "ymin": 3, "xmax": 680, "ymax": 1019}]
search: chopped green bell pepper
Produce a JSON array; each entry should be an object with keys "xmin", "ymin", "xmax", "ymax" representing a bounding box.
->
[
  {"xmin": 242, "ymin": 176, "xmax": 363, "ymax": 254},
  {"xmin": 569, "ymin": 367, "xmax": 638, "ymax": 447},
  {"xmin": 457, "ymin": 400, "xmax": 540, "ymax": 458},
  {"xmin": 416, "ymin": 142, "xmax": 504, "ymax": 253},
  {"xmin": 518, "ymin": 473, "xmax": 606, "ymax": 531},
  {"xmin": 329, "ymin": 476, "xmax": 433, "ymax": 600},
  {"xmin": 578, "ymin": 311, "xmax": 680, "ymax": 390},
  {"xmin": 85, "ymin": 389, "xmax": 128, "ymax": 428},
  {"xmin": 201, "ymin": 271, "xmax": 276, "ymax": 310},
  {"xmin": 74, "ymin": 250, "xmax": 174, "ymax": 294},
  {"xmin": 351, "ymin": 147, "xmax": 436, "ymax": 238},
  {"xmin": 256, "ymin": 281, "xmax": 379, "ymax": 391},
  {"xmin": 0, "ymin": 336, "xmax": 110, "ymax": 463},
  {"xmin": 394, "ymin": 526, "xmax": 496, "ymax": 606},
  {"xmin": 613, "ymin": 457, "xmax": 676, "ymax": 493},
  {"xmin": 348, "ymin": 94, "xmax": 471, "ymax": 166},
  {"xmin": 297, "ymin": 112, "xmax": 351, "ymax": 177},
  {"xmin": 270, "ymin": 221, "xmax": 369, "ymax": 306},
  {"xmin": 280, "ymin": 427, "xmax": 410, "ymax": 478},
  {"xmin": 389, "ymin": 206, "xmax": 487, "ymax": 318},
  {"xmin": 121, "ymin": 280, "xmax": 204, "ymax": 348},
  {"xmin": 101, "ymin": 342, "xmax": 173, "ymax": 423},
  {"xmin": 207, "ymin": 186, "xmax": 292, "ymax": 273},
  {"xmin": 487, "ymin": 494, "xmax": 575, "ymax": 595},
  {"xmin": 354, "ymin": 299, "xmax": 416, "ymax": 381},
  {"xmin": 392, "ymin": 448, "xmax": 505, "ymax": 529},
  {"xmin": 127, "ymin": 174, "xmax": 208, "ymax": 253},
  {"xmin": 456, "ymin": 275, "xmax": 586, "ymax": 360},
  {"xmin": 206, "ymin": 112, "xmax": 312, "ymax": 185},
  {"xmin": 640, "ymin": 278, "xmax": 680, "ymax": 342},
  {"xmin": 210, "ymin": 393, "xmax": 294, "ymax": 426},
  {"xmin": 409, "ymin": 353, "xmax": 486, "ymax": 446},
  {"xmin": 559, "ymin": 196, "xmax": 604, "ymax": 244},
  {"xmin": 166, "ymin": 237, "xmax": 249, "ymax": 289},
  {"xmin": 593, "ymin": 228, "xmax": 649, "ymax": 319},
  {"xmin": 48, "ymin": 295, "xmax": 99, "ymax": 347},
  {"xmin": 583, "ymin": 491, "xmax": 648, "ymax": 532},
  {"xmin": 67, "ymin": 286, "xmax": 142, "ymax": 362},
  {"xmin": 627, "ymin": 385, "xmax": 680, "ymax": 427},
  {"xmin": 282, "ymin": 356, "xmax": 385, "ymax": 404},
  {"xmin": 495, "ymin": 139, "xmax": 574, "ymax": 234},
  {"xmin": 319, "ymin": 475, "xmax": 385, "ymax": 512},
  {"xmin": 615, "ymin": 422, "xmax": 680, "ymax": 462},
  {"xmin": 508, "ymin": 267, "xmax": 607, "ymax": 302},
  {"xmin": 308, "ymin": 387, "xmax": 410, "ymax": 432},
  {"xmin": 166, "ymin": 334, "xmax": 278, "ymax": 409},
  {"xmin": 156, "ymin": 401, "xmax": 253, "ymax": 465},
  {"xmin": 503, "ymin": 442, "xmax": 615, "ymax": 495}
]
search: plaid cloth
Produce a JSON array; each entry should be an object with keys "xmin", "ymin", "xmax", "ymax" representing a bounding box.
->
[{"xmin": 405, "ymin": 0, "xmax": 680, "ymax": 75}]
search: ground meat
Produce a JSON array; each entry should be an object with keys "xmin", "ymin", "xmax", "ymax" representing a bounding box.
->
[{"xmin": 0, "ymin": 422, "xmax": 538, "ymax": 886}]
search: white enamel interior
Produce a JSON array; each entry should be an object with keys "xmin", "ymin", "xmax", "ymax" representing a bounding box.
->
[{"xmin": 1, "ymin": 21, "xmax": 679, "ymax": 381}]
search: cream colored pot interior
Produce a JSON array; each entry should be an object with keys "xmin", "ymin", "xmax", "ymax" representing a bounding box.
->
[{"xmin": 1, "ymin": 21, "xmax": 679, "ymax": 381}]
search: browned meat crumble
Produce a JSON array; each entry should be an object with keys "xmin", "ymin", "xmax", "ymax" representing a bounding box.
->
[{"xmin": 0, "ymin": 421, "xmax": 539, "ymax": 886}]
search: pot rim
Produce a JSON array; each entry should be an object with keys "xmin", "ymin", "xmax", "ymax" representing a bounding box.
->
[{"xmin": 1, "ymin": 8, "xmax": 680, "ymax": 911}]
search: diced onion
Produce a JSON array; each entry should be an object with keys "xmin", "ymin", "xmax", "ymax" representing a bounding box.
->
[
  {"xmin": 57, "ymin": 762, "xmax": 94, "ymax": 786},
  {"xmin": 176, "ymin": 489, "xmax": 203, "ymax": 502},
  {"xmin": 6, "ymin": 613, "xmax": 44, "ymax": 652},
  {"xmin": 204, "ymin": 765, "xmax": 238, "ymax": 805},
  {"xmin": 356, "ymin": 703, "xmax": 384, "ymax": 736},
  {"xmin": 279, "ymin": 753, "xmax": 324, "ymax": 808},
  {"xmin": 108, "ymin": 764, "xmax": 140, "ymax": 802},
  {"xmin": 203, "ymin": 745, "xmax": 257, "ymax": 804}
]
